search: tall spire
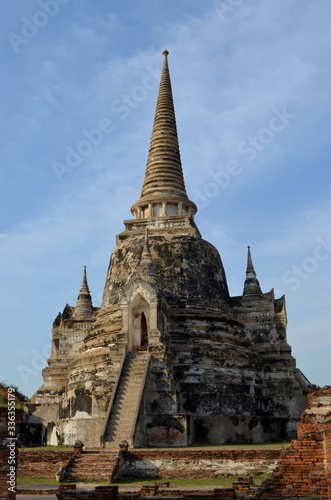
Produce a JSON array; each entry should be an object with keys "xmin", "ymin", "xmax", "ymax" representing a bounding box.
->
[
  {"xmin": 141, "ymin": 49, "xmax": 187, "ymax": 199},
  {"xmin": 243, "ymin": 246, "xmax": 263, "ymax": 300},
  {"xmin": 130, "ymin": 50, "xmax": 197, "ymax": 221},
  {"xmin": 75, "ymin": 266, "xmax": 93, "ymax": 317}
]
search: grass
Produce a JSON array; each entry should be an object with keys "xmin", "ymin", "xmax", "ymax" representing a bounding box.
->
[
  {"xmin": 21, "ymin": 445, "xmax": 74, "ymax": 451},
  {"xmin": 17, "ymin": 477, "xmax": 59, "ymax": 485},
  {"xmin": 183, "ymin": 442, "xmax": 289, "ymax": 450},
  {"xmin": 113, "ymin": 475, "xmax": 269, "ymax": 487},
  {"xmin": 22, "ymin": 442, "xmax": 289, "ymax": 452}
]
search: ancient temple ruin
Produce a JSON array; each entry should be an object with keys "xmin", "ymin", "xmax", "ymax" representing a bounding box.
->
[{"xmin": 28, "ymin": 50, "xmax": 309, "ymax": 447}]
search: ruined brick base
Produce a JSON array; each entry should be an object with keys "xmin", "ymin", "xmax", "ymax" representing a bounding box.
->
[
  {"xmin": 122, "ymin": 449, "xmax": 281, "ymax": 479},
  {"xmin": 17, "ymin": 449, "xmax": 77, "ymax": 479},
  {"xmin": 17, "ymin": 387, "xmax": 331, "ymax": 499},
  {"xmin": 56, "ymin": 484, "xmax": 238, "ymax": 500},
  {"xmin": 254, "ymin": 386, "xmax": 331, "ymax": 499},
  {"xmin": 17, "ymin": 448, "xmax": 282, "ymax": 482},
  {"xmin": 254, "ymin": 429, "xmax": 331, "ymax": 498}
]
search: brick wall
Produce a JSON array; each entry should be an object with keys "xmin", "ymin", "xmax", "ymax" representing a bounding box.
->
[
  {"xmin": 325, "ymin": 431, "xmax": 331, "ymax": 499},
  {"xmin": 254, "ymin": 386, "xmax": 331, "ymax": 499},
  {"xmin": 254, "ymin": 429, "xmax": 330, "ymax": 499},
  {"xmin": 17, "ymin": 450, "xmax": 75, "ymax": 479},
  {"xmin": 0, "ymin": 445, "xmax": 17, "ymax": 500}
]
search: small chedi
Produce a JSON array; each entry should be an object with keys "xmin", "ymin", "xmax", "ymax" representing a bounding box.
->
[{"xmin": 28, "ymin": 51, "xmax": 309, "ymax": 448}]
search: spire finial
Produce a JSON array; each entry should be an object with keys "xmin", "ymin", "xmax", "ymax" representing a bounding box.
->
[
  {"xmin": 75, "ymin": 265, "xmax": 93, "ymax": 317},
  {"xmin": 243, "ymin": 246, "xmax": 263, "ymax": 300},
  {"xmin": 246, "ymin": 246, "xmax": 254, "ymax": 274},
  {"xmin": 162, "ymin": 50, "xmax": 169, "ymax": 69},
  {"xmin": 163, "ymin": 49, "xmax": 169, "ymax": 63},
  {"xmin": 82, "ymin": 265, "xmax": 87, "ymax": 286}
]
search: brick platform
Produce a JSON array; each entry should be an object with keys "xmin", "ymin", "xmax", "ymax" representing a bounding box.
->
[
  {"xmin": 17, "ymin": 447, "xmax": 282, "ymax": 482},
  {"xmin": 18, "ymin": 449, "xmax": 76, "ymax": 479},
  {"xmin": 254, "ymin": 387, "xmax": 331, "ymax": 499},
  {"xmin": 122, "ymin": 448, "xmax": 281, "ymax": 479},
  {"xmin": 56, "ymin": 484, "xmax": 237, "ymax": 500}
]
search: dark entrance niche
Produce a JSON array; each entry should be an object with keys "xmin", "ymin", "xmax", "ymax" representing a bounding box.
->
[{"xmin": 141, "ymin": 312, "xmax": 148, "ymax": 348}]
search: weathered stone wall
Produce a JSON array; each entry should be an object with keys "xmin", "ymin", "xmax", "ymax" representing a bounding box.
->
[
  {"xmin": 188, "ymin": 416, "xmax": 292, "ymax": 446},
  {"xmin": 122, "ymin": 449, "xmax": 281, "ymax": 479},
  {"xmin": 46, "ymin": 417, "xmax": 105, "ymax": 447},
  {"xmin": 29, "ymin": 306, "xmax": 124, "ymax": 447},
  {"xmin": 165, "ymin": 301, "xmax": 306, "ymax": 445},
  {"xmin": 103, "ymin": 233, "xmax": 230, "ymax": 307}
]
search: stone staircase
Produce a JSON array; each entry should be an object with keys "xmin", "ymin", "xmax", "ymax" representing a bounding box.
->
[
  {"xmin": 64, "ymin": 450, "xmax": 118, "ymax": 482},
  {"xmin": 103, "ymin": 351, "xmax": 150, "ymax": 448}
]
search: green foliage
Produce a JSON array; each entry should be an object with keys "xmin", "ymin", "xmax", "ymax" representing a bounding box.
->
[
  {"xmin": 0, "ymin": 392, "xmax": 7, "ymax": 407},
  {"xmin": 0, "ymin": 381, "xmax": 28, "ymax": 407}
]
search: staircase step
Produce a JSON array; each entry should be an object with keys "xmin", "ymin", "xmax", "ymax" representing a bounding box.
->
[
  {"xmin": 64, "ymin": 450, "xmax": 118, "ymax": 482},
  {"xmin": 103, "ymin": 352, "xmax": 149, "ymax": 445}
]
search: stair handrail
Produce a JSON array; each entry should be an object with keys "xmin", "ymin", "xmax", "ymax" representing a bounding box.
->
[
  {"xmin": 131, "ymin": 352, "xmax": 151, "ymax": 448},
  {"xmin": 100, "ymin": 352, "xmax": 126, "ymax": 447}
]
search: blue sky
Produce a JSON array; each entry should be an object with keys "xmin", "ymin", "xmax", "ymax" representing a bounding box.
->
[{"xmin": 0, "ymin": 0, "xmax": 330, "ymax": 398}]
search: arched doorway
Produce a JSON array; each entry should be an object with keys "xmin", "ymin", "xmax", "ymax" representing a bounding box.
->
[{"xmin": 129, "ymin": 294, "xmax": 150, "ymax": 351}]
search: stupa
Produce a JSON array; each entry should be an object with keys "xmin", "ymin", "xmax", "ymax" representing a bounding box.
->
[{"xmin": 29, "ymin": 51, "xmax": 309, "ymax": 447}]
